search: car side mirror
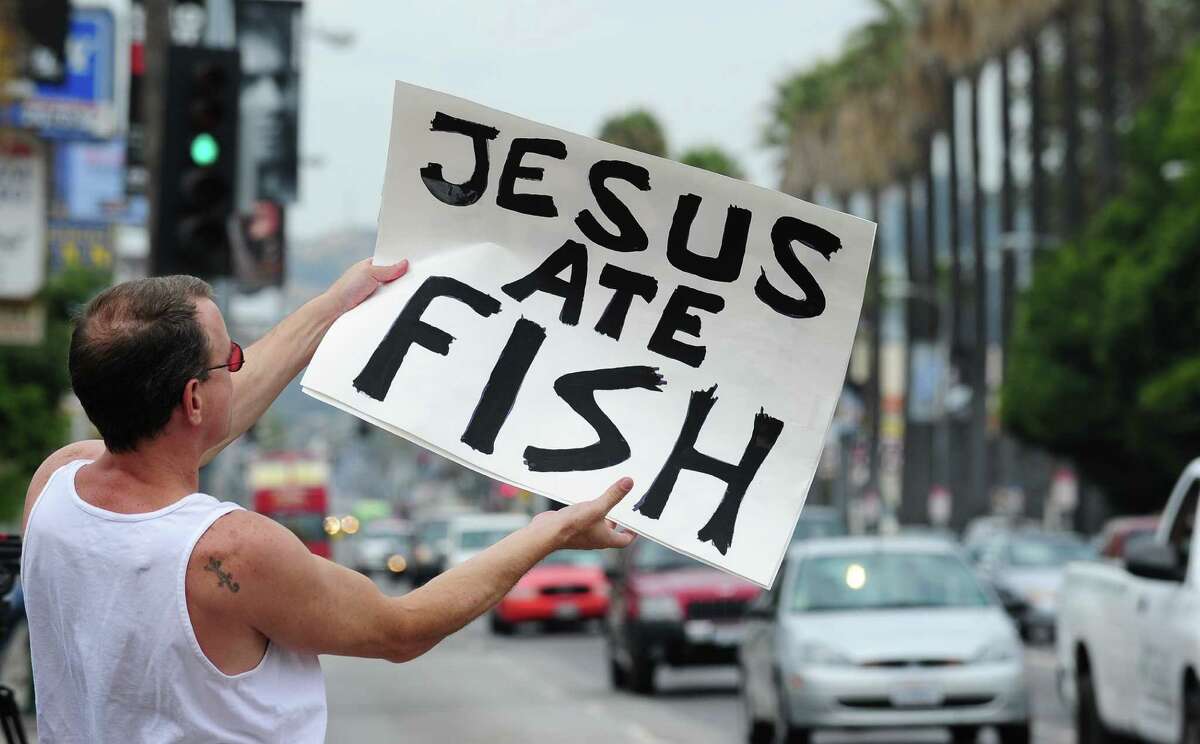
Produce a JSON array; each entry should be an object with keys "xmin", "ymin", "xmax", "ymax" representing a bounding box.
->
[{"xmin": 1125, "ymin": 541, "xmax": 1185, "ymax": 582}]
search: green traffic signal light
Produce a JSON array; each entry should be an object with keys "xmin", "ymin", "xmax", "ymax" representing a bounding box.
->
[{"xmin": 190, "ymin": 133, "xmax": 219, "ymax": 166}]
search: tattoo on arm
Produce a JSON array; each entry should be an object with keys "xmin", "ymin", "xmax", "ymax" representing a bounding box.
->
[{"xmin": 203, "ymin": 557, "xmax": 241, "ymax": 593}]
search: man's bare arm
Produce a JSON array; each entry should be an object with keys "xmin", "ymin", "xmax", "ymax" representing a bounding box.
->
[
  {"xmin": 194, "ymin": 478, "xmax": 635, "ymax": 662},
  {"xmin": 200, "ymin": 258, "xmax": 408, "ymax": 466}
]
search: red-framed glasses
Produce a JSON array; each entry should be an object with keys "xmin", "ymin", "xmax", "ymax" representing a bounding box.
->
[{"xmin": 206, "ymin": 341, "xmax": 245, "ymax": 373}]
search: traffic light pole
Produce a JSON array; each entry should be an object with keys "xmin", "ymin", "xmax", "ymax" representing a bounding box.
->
[{"xmin": 145, "ymin": 0, "xmax": 170, "ymax": 272}]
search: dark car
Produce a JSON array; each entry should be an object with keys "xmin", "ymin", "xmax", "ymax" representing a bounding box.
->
[
  {"xmin": 604, "ymin": 540, "xmax": 760, "ymax": 695},
  {"xmin": 973, "ymin": 529, "xmax": 1094, "ymax": 643}
]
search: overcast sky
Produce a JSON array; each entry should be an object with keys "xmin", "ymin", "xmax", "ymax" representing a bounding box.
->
[{"xmin": 290, "ymin": 2, "xmax": 875, "ymax": 239}]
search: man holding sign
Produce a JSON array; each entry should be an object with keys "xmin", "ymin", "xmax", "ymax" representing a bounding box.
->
[
  {"xmin": 21, "ymin": 260, "xmax": 636, "ymax": 742},
  {"xmin": 21, "ymin": 80, "xmax": 870, "ymax": 740}
]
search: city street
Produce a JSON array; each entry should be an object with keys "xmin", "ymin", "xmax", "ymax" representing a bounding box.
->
[{"xmin": 322, "ymin": 580, "xmax": 1073, "ymax": 744}]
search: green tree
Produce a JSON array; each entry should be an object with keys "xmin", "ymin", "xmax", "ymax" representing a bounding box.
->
[
  {"xmin": 597, "ymin": 109, "xmax": 667, "ymax": 158},
  {"xmin": 678, "ymin": 145, "xmax": 745, "ymax": 179},
  {"xmin": 1002, "ymin": 47, "xmax": 1200, "ymax": 513},
  {"xmin": 0, "ymin": 268, "xmax": 109, "ymax": 519}
]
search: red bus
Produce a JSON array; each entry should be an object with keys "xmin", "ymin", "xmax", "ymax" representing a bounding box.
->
[{"xmin": 249, "ymin": 454, "xmax": 332, "ymax": 558}]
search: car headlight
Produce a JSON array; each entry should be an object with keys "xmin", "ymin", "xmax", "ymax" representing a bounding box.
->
[
  {"xmin": 795, "ymin": 641, "xmax": 852, "ymax": 667},
  {"xmin": 638, "ymin": 595, "xmax": 683, "ymax": 621},
  {"xmin": 972, "ymin": 638, "xmax": 1019, "ymax": 663},
  {"xmin": 1026, "ymin": 590, "xmax": 1057, "ymax": 613}
]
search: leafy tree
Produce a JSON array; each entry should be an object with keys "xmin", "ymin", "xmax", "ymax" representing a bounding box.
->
[
  {"xmin": 1003, "ymin": 47, "xmax": 1200, "ymax": 513},
  {"xmin": 597, "ymin": 109, "xmax": 668, "ymax": 158},
  {"xmin": 678, "ymin": 145, "xmax": 745, "ymax": 179},
  {"xmin": 0, "ymin": 268, "xmax": 109, "ymax": 519}
]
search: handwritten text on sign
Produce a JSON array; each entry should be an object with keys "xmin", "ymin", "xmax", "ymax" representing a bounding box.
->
[{"xmin": 302, "ymin": 82, "xmax": 875, "ymax": 587}]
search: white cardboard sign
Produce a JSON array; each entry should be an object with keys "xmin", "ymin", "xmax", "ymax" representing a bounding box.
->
[{"xmin": 302, "ymin": 81, "xmax": 875, "ymax": 588}]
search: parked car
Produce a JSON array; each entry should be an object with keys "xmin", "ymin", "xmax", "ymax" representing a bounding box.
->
[
  {"xmin": 490, "ymin": 549, "xmax": 609, "ymax": 634},
  {"xmin": 1057, "ymin": 459, "xmax": 1200, "ymax": 744},
  {"xmin": 445, "ymin": 512, "xmax": 531, "ymax": 569},
  {"xmin": 604, "ymin": 539, "xmax": 760, "ymax": 694},
  {"xmin": 740, "ymin": 536, "xmax": 1030, "ymax": 744},
  {"xmin": 1093, "ymin": 513, "xmax": 1159, "ymax": 561},
  {"xmin": 973, "ymin": 529, "xmax": 1094, "ymax": 643},
  {"xmin": 352, "ymin": 517, "xmax": 413, "ymax": 579}
]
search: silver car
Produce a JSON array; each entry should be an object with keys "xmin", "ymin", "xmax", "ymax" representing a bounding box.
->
[{"xmin": 739, "ymin": 536, "xmax": 1030, "ymax": 744}]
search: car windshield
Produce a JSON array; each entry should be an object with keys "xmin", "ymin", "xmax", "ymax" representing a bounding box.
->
[
  {"xmin": 1008, "ymin": 535, "xmax": 1093, "ymax": 567},
  {"xmin": 419, "ymin": 521, "xmax": 447, "ymax": 542},
  {"xmin": 633, "ymin": 541, "xmax": 698, "ymax": 572},
  {"xmin": 459, "ymin": 528, "xmax": 517, "ymax": 550},
  {"xmin": 790, "ymin": 512, "xmax": 848, "ymax": 542},
  {"xmin": 542, "ymin": 549, "xmax": 603, "ymax": 567},
  {"xmin": 790, "ymin": 551, "xmax": 992, "ymax": 612}
]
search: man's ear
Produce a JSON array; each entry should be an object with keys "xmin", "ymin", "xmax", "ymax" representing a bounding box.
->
[{"xmin": 183, "ymin": 378, "xmax": 204, "ymax": 426}]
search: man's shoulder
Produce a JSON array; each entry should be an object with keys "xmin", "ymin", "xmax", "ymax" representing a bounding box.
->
[
  {"xmin": 186, "ymin": 508, "xmax": 312, "ymax": 618},
  {"xmin": 22, "ymin": 440, "xmax": 106, "ymax": 530},
  {"xmin": 188, "ymin": 510, "xmax": 307, "ymax": 589}
]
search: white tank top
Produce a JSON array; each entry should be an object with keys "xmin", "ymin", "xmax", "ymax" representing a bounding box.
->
[{"xmin": 22, "ymin": 460, "xmax": 327, "ymax": 743}]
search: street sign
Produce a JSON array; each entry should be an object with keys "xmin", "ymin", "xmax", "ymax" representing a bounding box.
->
[
  {"xmin": 0, "ymin": 302, "xmax": 47, "ymax": 346},
  {"xmin": 0, "ymin": 133, "xmax": 47, "ymax": 300},
  {"xmin": 3, "ymin": 1, "xmax": 130, "ymax": 139}
]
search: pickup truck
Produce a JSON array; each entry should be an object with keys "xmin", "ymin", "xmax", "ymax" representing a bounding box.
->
[{"xmin": 1056, "ymin": 459, "xmax": 1200, "ymax": 744}]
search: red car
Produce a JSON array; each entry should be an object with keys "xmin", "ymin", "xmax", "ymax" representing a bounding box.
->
[
  {"xmin": 605, "ymin": 540, "xmax": 761, "ymax": 694},
  {"xmin": 490, "ymin": 550, "xmax": 610, "ymax": 634}
]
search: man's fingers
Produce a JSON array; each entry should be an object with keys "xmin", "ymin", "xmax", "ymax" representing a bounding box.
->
[
  {"xmin": 368, "ymin": 258, "xmax": 409, "ymax": 284},
  {"xmin": 593, "ymin": 477, "xmax": 634, "ymax": 516}
]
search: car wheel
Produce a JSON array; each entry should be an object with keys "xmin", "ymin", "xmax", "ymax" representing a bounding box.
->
[
  {"xmin": 489, "ymin": 613, "xmax": 515, "ymax": 636},
  {"xmin": 774, "ymin": 675, "xmax": 810, "ymax": 744},
  {"xmin": 629, "ymin": 654, "xmax": 656, "ymax": 695},
  {"xmin": 740, "ymin": 669, "xmax": 773, "ymax": 744},
  {"xmin": 950, "ymin": 725, "xmax": 978, "ymax": 744},
  {"xmin": 1182, "ymin": 681, "xmax": 1200, "ymax": 744},
  {"xmin": 1077, "ymin": 662, "xmax": 1116, "ymax": 744},
  {"xmin": 997, "ymin": 721, "xmax": 1031, "ymax": 744}
]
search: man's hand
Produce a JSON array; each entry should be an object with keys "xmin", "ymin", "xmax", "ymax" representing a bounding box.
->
[
  {"xmin": 325, "ymin": 258, "xmax": 410, "ymax": 315},
  {"xmin": 533, "ymin": 477, "xmax": 638, "ymax": 551}
]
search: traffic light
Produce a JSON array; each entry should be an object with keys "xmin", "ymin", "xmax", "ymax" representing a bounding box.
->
[{"xmin": 153, "ymin": 45, "xmax": 240, "ymax": 278}]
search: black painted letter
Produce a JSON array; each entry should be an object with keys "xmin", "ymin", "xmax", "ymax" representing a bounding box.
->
[
  {"xmin": 523, "ymin": 366, "xmax": 665, "ymax": 472},
  {"xmin": 501, "ymin": 239, "xmax": 589, "ymax": 326},
  {"xmin": 594, "ymin": 264, "xmax": 659, "ymax": 341},
  {"xmin": 633, "ymin": 386, "xmax": 784, "ymax": 555},
  {"xmin": 646, "ymin": 285, "xmax": 725, "ymax": 368},
  {"xmin": 574, "ymin": 159, "xmax": 652, "ymax": 253},
  {"xmin": 496, "ymin": 137, "xmax": 567, "ymax": 217},
  {"xmin": 353, "ymin": 276, "xmax": 501, "ymax": 401},
  {"xmin": 419, "ymin": 112, "xmax": 500, "ymax": 206},
  {"xmin": 665, "ymin": 193, "xmax": 751, "ymax": 282},
  {"xmin": 460, "ymin": 318, "xmax": 547, "ymax": 455},
  {"xmin": 754, "ymin": 215, "xmax": 842, "ymax": 319}
]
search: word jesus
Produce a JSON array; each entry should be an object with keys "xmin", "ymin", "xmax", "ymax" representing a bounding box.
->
[{"xmin": 351, "ymin": 275, "xmax": 783, "ymax": 556}]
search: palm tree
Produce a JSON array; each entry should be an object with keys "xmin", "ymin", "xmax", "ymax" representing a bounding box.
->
[
  {"xmin": 678, "ymin": 145, "xmax": 746, "ymax": 179},
  {"xmin": 597, "ymin": 109, "xmax": 668, "ymax": 158},
  {"xmin": 1060, "ymin": 7, "xmax": 1083, "ymax": 235}
]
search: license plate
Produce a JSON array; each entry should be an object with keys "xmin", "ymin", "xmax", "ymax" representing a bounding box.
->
[
  {"xmin": 890, "ymin": 683, "xmax": 943, "ymax": 708},
  {"xmin": 711, "ymin": 624, "xmax": 745, "ymax": 646},
  {"xmin": 553, "ymin": 603, "xmax": 581, "ymax": 619}
]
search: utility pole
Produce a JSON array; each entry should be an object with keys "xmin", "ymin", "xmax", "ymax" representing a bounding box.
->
[{"xmin": 144, "ymin": 0, "xmax": 169, "ymax": 274}]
